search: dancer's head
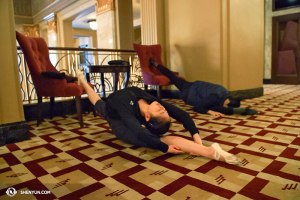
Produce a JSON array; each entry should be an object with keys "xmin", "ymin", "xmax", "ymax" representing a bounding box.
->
[
  {"xmin": 145, "ymin": 115, "xmax": 171, "ymax": 135},
  {"xmin": 145, "ymin": 101, "xmax": 171, "ymax": 135},
  {"xmin": 223, "ymin": 96, "xmax": 242, "ymax": 108}
]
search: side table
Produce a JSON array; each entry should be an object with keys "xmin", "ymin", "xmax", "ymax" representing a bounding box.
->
[{"xmin": 86, "ymin": 65, "xmax": 131, "ymax": 97}]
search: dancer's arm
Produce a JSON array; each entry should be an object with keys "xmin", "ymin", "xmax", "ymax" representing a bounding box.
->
[
  {"xmin": 193, "ymin": 133, "xmax": 202, "ymax": 145},
  {"xmin": 116, "ymin": 106, "xmax": 183, "ymax": 153},
  {"xmin": 160, "ymin": 101, "xmax": 200, "ymax": 140},
  {"xmin": 210, "ymin": 106, "xmax": 234, "ymax": 115},
  {"xmin": 193, "ymin": 105, "xmax": 210, "ymax": 114},
  {"xmin": 107, "ymin": 114, "xmax": 183, "ymax": 154},
  {"xmin": 207, "ymin": 110, "xmax": 224, "ymax": 116}
]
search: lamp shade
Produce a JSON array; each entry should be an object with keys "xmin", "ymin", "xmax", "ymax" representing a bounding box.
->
[{"xmin": 88, "ymin": 20, "xmax": 97, "ymax": 30}]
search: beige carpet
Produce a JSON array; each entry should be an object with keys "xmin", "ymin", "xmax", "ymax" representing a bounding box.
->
[{"xmin": 0, "ymin": 84, "xmax": 299, "ymax": 199}]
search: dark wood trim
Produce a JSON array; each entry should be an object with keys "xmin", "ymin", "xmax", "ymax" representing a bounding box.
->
[
  {"xmin": 272, "ymin": 0, "xmax": 300, "ymax": 12},
  {"xmin": 271, "ymin": 13, "xmax": 300, "ymax": 84}
]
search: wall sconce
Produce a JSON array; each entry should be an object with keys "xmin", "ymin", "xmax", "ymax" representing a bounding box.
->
[{"xmin": 88, "ymin": 19, "xmax": 97, "ymax": 30}]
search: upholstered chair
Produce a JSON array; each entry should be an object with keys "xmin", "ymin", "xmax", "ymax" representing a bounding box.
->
[
  {"xmin": 133, "ymin": 43, "xmax": 184, "ymax": 98},
  {"xmin": 16, "ymin": 31, "xmax": 94, "ymax": 128}
]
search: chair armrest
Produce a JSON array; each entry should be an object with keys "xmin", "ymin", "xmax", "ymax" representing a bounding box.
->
[{"xmin": 35, "ymin": 75, "xmax": 68, "ymax": 96}]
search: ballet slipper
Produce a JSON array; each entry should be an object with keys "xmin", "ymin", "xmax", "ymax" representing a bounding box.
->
[
  {"xmin": 211, "ymin": 143, "xmax": 241, "ymax": 165},
  {"xmin": 75, "ymin": 69, "xmax": 84, "ymax": 85}
]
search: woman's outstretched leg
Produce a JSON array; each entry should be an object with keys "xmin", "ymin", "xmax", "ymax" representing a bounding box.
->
[
  {"xmin": 76, "ymin": 69, "xmax": 100, "ymax": 105},
  {"xmin": 160, "ymin": 135, "xmax": 241, "ymax": 165},
  {"xmin": 149, "ymin": 58, "xmax": 191, "ymax": 92}
]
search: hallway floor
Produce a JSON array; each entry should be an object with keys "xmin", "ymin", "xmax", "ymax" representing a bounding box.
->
[{"xmin": 0, "ymin": 84, "xmax": 300, "ymax": 199}]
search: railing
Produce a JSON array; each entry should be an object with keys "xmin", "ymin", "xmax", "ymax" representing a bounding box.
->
[{"xmin": 17, "ymin": 47, "xmax": 146, "ymax": 104}]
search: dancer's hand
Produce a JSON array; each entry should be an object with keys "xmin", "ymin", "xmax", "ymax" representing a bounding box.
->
[
  {"xmin": 193, "ymin": 133, "xmax": 202, "ymax": 145},
  {"xmin": 167, "ymin": 145, "xmax": 184, "ymax": 154},
  {"xmin": 207, "ymin": 110, "xmax": 224, "ymax": 117}
]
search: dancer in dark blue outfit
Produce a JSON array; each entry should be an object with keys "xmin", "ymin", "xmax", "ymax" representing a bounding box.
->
[
  {"xmin": 150, "ymin": 58, "xmax": 258, "ymax": 117},
  {"xmin": 75, "ymin": 69, "xmax": 241, "ymax": 165}
]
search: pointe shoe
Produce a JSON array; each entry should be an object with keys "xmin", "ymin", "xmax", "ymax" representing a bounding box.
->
[
  {"xmin": 75, "ymin": 69, "xmax": 84, "ymax": 85},
  {"xmin": 212, "ymin": 143, "xmax": 241, "ymax": 165},
  {"xmin": 149, "ymin": 58, "xmax": 158, "ymax": 67}
]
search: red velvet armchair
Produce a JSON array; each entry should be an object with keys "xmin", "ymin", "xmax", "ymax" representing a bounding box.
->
[
  {"xmin": 133, "ymin": 43, "xmax": 184, "ymax": 98},
  {"xmin": 16, "ymin": 31, "xmax": 93, "ymax": 128}
]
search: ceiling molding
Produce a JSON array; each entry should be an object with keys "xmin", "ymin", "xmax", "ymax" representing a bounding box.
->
[
  {"xmin": 14, "ymin": 15, "xmax": 34, "ymax": 24},
  {"xmin": 57, "ymin": 0, "xmax": 95, "ymax": 20},
  {"xmin": 32, "ymin": 0, "xmax": 77, "ymax": 23}
]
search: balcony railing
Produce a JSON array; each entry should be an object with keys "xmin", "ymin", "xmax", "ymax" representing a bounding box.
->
[{"xmin": 17, "ymin": 47, "xmax": 146, "ymax": 104}]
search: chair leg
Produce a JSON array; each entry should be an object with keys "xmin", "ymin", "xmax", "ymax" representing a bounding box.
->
[
  {"xmin": 93, "ymin": 108, "xmax": 97, "ymax": 117},
  {"xmin": 75, "ymin": 96, "xmax": 83, "ymax": 128},
  {"xmin": 50, "ymin": 97, "xmax": 54, "ymax": 120},
  {"xmin": 157, "ymin": 86, "xmax": 162, "ymax": 99},
  {"xmin": 37, "ymin": 96, "xmax": 43, "ymax": 127}
]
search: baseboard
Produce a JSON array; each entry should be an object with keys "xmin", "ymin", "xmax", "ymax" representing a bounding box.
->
[
  {"xmin": 147, "ymin": 87, "xmax": 263, "ymax": 100},
  {"xmin": 263, "ymin": 79, "xmax": 272, "ymax": 84},
  {"xmin": 0, "ymin": 121, "xmax": 29, "ymax": 146},
  {"xmin": 229, "ymin": 87, "xmax": 264, "ymax": 99}
]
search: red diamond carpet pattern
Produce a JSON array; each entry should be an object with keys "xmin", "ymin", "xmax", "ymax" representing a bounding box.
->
[{"xmin": 1, "ymin": 85, "xmax": 300, "ymax": 199}]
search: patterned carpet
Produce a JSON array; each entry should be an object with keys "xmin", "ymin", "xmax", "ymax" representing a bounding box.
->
[{"xmin": 0, "ymin": 84, "xmax": 300, "ymax": 199}]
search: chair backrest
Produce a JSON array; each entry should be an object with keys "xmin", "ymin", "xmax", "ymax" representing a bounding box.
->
[
  {"xmin": 133, "ymin": 43, "xmax": 164, "ymax": 78},
  {"xmin": 16, "ymin": 31, "xmax": 62, "ymax": 96},
  {"xmin": 16, "ymin": 31, "xmax": 57, "ymax": 77}
]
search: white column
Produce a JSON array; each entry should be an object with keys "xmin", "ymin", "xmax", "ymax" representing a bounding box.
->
[{"xmin": 140, "ymin": 0, "xmax": 158, "ymax": 45}]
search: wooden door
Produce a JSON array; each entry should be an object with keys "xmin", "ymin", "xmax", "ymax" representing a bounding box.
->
[{"xmin": 272, "ymin": 13, "xmax": 300, "ymax": 84}]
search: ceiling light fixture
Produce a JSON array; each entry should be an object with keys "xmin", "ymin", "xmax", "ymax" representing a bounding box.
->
[{"xmin": 88, "ymin": 19, "xmax": 97, "ymax": 30}]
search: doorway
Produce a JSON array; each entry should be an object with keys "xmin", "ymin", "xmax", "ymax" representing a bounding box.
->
[{"xmin": 272, "ymin": 13, "xmax": 300, "ymax": 84}]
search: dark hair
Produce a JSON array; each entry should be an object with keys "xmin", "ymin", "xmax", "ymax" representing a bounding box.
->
[
  {"xmin": 145, "ymin": 115, "xmax": 171, "ymax": 136},
  {"xmin": 227, "ymin": 96, "xmax": 242, "ymax": 108}
]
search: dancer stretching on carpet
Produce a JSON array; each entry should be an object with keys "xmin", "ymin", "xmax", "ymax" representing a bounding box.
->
[
  {"xmin": 76, "ymin": 69, "xmax": 241, "ymax": 165},
  {"xmin": 150, "ymin": 58, "xmax": 258, "ymax": 117}
]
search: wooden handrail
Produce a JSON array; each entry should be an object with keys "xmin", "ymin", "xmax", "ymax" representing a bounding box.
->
[{"xmin": 17, "ymin": 46, "xmax": 136, "ymax": 53}]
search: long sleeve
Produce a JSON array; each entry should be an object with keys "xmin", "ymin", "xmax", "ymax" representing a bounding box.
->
[
  {"xmin": 116, "ymin": 106, "xmax": 169, "ymax": 152},
  {"xmin": 161, "ymin": 101, "xmax": 199, "ymax": 137},
  {"xmin": 193, "ymin": 93, "xmax": 226, "ymax": 114},
  {"xmin": 193, "ymin": 104, "xmax": 209, "ymax": 114},
  {"xmin": 210, "ymin": 106, "xmax": 234, "ymax": 115}
]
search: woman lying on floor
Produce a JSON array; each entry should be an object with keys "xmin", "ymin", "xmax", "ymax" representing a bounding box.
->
[
  {"xmin": 149, "ymin": 58, "xmax": 258, "ymax": 117},
  {"xmin": 76, "ymin": 69, "xmax": 241, "ymax": 165}
]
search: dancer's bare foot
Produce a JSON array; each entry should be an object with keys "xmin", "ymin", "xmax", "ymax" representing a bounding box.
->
[
  {"xmin": 75, "ymin": 69, "xmax": 85, "ymax": 85},
  {"xmin": 211, "ymin": 143, "xmax": 241, "ymax": 165}
]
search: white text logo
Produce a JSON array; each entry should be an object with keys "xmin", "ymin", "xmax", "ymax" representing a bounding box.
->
[{"xmin": 6, "ymin": 187, "xmax": 17, "ymax": 197}]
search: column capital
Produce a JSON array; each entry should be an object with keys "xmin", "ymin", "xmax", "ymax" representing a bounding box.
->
[
  {"xmin": 94, "ymin": 0, "xmax": 114, "ymax": 15},
  {"xmin": 43, "ymin": 13, "xmax": 57, "ymax": 35},
  {"xmin": 23, "ymin": 24, "xmax": 40, "ymax": 37}
]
